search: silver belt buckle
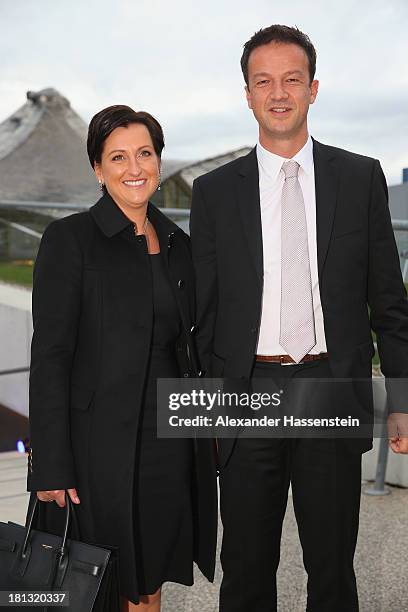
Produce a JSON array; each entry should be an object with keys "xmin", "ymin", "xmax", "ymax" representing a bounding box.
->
[{"xmin": 281, "ymin": 356, "xmax": 304, "ymax": 366}]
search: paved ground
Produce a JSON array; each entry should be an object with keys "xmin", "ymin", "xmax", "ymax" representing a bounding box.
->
[
  {"xmin": 0, "ymin": 281, "xmax": 31, "ymax": 311},
  {"xmin": 161, "ymin": 483, "xmax": 408, "ymax": 612},
  {"xmin": 1, "ymin": 451, "xmax": 407, "ymax": 611}
]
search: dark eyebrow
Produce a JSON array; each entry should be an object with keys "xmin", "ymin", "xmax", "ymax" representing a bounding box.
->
[
  {"xmin": 251, "ymin": 69, "xmax": 305, "ymax": 79},
  {"xmin": 251, "ymin": 72, "xmax": 271, "ymax": 79},
  {"xmin": 107, "ymin": 145, "xmax": 153, "ymax": 156},
  {"xmin": 284, "ymin": 70, "xmax": 304, "ymax": 76}
]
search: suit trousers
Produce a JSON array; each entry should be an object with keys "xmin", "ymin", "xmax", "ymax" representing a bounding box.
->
[{"xmin": 219, "ymin": 359, "xmax": 362, "ymax": 612}]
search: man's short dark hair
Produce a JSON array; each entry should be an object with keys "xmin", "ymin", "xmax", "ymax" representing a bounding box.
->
[
  {"xmin": 241, "ymin": 25, "xmax": 317, "ymax": 87},
  {"xmin": 87, "ymin": 105, "xmax": 164, "ymax": 170}
]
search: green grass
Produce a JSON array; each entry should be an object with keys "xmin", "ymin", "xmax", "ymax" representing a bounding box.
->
[{"xmin": 0, "ymin": 261, "xmax": 33, "ymax": 287}]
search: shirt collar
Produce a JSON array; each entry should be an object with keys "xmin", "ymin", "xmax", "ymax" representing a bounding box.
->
[
  {"xmin": 292, "ymin": 135, "xmax": 313, "ymax": 175},
  {"xmin": 256, "ymin": 134, "xmax": 314, "ymax": 180},
  {"xmin": 256, "ymin": 141, "xmax": 284, "ymax": 183}
]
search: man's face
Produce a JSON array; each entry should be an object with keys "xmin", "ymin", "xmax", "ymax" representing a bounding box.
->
[{"xmin": 246, "ymin": 42, "xmax": 318, "ymax": 145}]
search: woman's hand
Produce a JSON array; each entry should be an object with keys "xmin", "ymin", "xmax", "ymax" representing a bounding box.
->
[{"xmin": 36, "ymin": 488, "xmax": 80, "ymax": 508}]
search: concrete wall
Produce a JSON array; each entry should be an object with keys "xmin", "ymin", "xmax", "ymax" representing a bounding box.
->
[
  {"xmin": 0, "ymin": 283, "xmax": 31, "ymax": 417},
  {"xmin": 389, "ymin": 183, "xmax": 408, "ymax": 220}
]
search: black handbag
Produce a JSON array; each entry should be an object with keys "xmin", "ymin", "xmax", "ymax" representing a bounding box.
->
[{"xmin": 0, "ymin": 492, "xmax": 121, "ymax": 611}]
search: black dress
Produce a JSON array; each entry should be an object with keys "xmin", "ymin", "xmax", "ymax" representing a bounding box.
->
[{"xmin": 133, "ymin": 252, "xmax": 194, "ymax": 596}]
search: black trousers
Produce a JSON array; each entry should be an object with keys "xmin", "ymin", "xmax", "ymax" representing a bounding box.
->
[{"xmin": 219, "ymin": 359, "xmax": 362, "ymax": 612}]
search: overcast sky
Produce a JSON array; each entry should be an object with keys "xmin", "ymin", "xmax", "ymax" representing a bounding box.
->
[{"xmin": 0, "ymin": 0, "xmax": 407, "ymax": 185}]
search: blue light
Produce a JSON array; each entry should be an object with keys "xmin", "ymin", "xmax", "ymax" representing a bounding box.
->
[{"xmin": 17, "ymin": 440, "xmax": 25, "ymax": 453}]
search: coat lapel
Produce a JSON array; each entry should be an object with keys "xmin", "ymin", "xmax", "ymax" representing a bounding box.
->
[
  {"xmin": 147, "ymin": 201, "xmax": 182, "ymax": 259},
  {"xmin": 313, "ymin": 139, "xmax": 339, "ymax": 281},
  {"xmin": 148, "ymin": 202, "xmax": 194, "ymax": 326},
  {"xmin": 236, "ymin": 148, "xmax": 263, "ymax": 284}
]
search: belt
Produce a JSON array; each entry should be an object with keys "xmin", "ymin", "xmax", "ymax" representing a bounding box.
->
[{"xmin": 255, "ymin": 353, "xmax": 328, "ymax": 366}]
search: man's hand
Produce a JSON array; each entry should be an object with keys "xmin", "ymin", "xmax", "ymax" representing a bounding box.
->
[
  {"xmin": 387, "ymin": 413, "xmax": 408, "ymax": 454},
  {"xmin": 36, "ymin": 488, "xmax": 80, "ymax": 507}
]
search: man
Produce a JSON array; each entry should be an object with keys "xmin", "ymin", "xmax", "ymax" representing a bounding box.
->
[{"xmin": 190, "ymin": 24, "xmax": 408, "ymax": 612}]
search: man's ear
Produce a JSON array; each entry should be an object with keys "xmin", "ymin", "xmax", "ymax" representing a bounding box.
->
[
  {"xmin": 310, "ymin": 79, "xmax": 319, "ymax": 105},
  {"xmin": 245, "ymin": 85, "xmax": 253, "ymax": 110}
]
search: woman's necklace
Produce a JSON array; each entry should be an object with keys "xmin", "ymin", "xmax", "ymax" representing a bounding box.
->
[{"xmin": 133, "ymin": 216, "xmax": 149, "ymax": 236}]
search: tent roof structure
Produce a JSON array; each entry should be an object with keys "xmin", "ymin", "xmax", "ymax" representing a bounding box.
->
[
  {"xmin": 0, "ymin": 88, "xmax": 99, "ymax": 204},
  {"xmin": 163, "ymin": 146, "xmax": 252, "ymax": 191}
]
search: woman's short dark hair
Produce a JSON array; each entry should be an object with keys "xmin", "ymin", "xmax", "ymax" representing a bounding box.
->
[
  {"xmin": 87, "ymin": 105, "xmax": 164, "ymax": 169},
  {"xmin": 241, "ymin": 25, "xmax": 317, "ymax": 87}
]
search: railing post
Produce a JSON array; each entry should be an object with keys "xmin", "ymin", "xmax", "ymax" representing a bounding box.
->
[{"xmin": 363, "ymin": 398, "xmax": 390, "ymax": 496}]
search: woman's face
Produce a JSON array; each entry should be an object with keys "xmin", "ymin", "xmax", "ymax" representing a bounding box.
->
[{"xmin": 94, "ymin": 123, "xmax": 160, "ymax": 216}]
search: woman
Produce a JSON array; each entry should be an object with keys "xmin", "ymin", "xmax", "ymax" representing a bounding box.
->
[{"xmin": 27, "ymin": 105, "xmax": 217, "ymax": 611}]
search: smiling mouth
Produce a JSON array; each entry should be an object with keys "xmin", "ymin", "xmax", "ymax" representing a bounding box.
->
[
  {"xmin": 123, "ymin": 179, "xmax": 146, "ymax": 187},
  {"xmin": 269, "ymin": 107, "xmax": 291, "ymax": 114}
]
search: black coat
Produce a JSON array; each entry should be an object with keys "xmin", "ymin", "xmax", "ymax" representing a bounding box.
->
[
  {"xmin": 190, "ymin": 140, "xmax": 408, "ymax": 465},
  {"xmin": 27, "ymin": 193, "xmax": 217, "ymax": 601}
]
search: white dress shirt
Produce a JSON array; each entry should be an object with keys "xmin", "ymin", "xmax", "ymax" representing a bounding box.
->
[{"xmin": 256, "ymin": 135, "xmax": 327, "ymax": 355}]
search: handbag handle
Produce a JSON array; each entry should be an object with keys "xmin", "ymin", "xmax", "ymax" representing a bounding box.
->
[{"xmin": 21, "ymin": 492, "xmax": 72, "ymax": 560}]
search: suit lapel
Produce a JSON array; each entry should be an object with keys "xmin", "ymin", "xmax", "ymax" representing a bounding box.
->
[
  {"xmin": 313, "ymin": 139, "xmax": 339, "ymax": 280},
  {"xmin": 235, "ymin": 142, "xmax": 338, "ymax": 287},
  {"xmin": 236, "ymin": 148, "xmax": 263, "ymax": 284}
]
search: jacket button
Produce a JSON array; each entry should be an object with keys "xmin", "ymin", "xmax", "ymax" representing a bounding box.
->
[
  {"xmin": 168, "ymin": 232, "xmax": 175, "ymax": 248},
  {"xmin": 178, "ymin": 280, "xmax": 185, "ymax": 289},
  {"xmin": 251, "ymin": 327, "xmax": 257, "ymax": 334}
]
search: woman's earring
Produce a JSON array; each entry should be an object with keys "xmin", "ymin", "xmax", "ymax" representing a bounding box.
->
[
  {"xmin": 98, "ymin": 179, "xmax": 105, "ymax": 192},
  {"xmin": 157, "ymin": 173, "xmax": 161, "ymax": 191}
]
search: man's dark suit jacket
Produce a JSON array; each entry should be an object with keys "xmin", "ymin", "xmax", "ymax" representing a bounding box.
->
[{"xmin": 190, "ymin": 139, "xmax": 408, "ymax": 464}]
